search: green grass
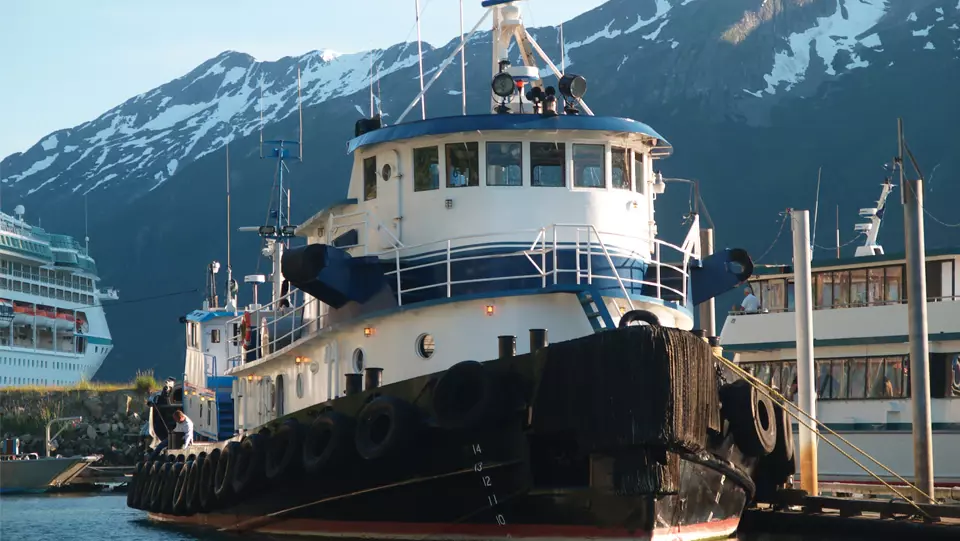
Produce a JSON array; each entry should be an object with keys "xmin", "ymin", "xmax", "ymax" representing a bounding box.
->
[{"xmin": 0, "ymin": 370, "xmax": 159, "ymax": 394}]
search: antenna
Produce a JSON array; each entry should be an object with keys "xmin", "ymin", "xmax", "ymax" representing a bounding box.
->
[
  {"xmin": 560, "ymin": 22, "xmax": 565, "ymax": 75},
  {"xmin": 376, "ymin": 65, "xmax": 382, "ymax": 115},
  {"xmin": 225, "ymin": 141, "xmax": 235, "ymax": 311},
  {"xmin": 835, "ymin": 205, "xmax": 840, "ymax": 258},
  {"xmin": 298, "ymin": 65, "xmax": 304, "ymax": 163},
  {"xmin": 812, "ymin": 166, "xmax": 821, "ymax": 251},
  {"xmin": 259, "ymin": 78, "xmax": 264, "ymax": 159},
  {"xmin": 460, "ymin": 0, "xmax": 467, "ymax": 115},
  {"xmin": 415, "ymin": 0, "xmax": 426, "ymax": 120},
  {"xmin": 84, "ymin": 194, "xmax": 89, "ymax": 253}
]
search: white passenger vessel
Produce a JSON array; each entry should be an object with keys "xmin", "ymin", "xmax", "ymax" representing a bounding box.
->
[
  {"xmin": 721, "ymin": 180, "xmax": 960, "ymax": 486},
  {"xmin": 0, "ymin": 205, "xmax": 117, "ymax": 387},
  {"xmin": 128, "ymin": 3, "xmax": 793, "ymax": 539}
]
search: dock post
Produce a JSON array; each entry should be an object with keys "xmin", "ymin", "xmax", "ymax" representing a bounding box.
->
[
  {"xmin": 698, "ymin": 227, "xmax": 716, "ymax": 337},
  {"xmin": 899, "ymin": 118, "xmax": 935, "ymax": 503},
  {"xmin": 791, "ymin": 209, "xmax": 818, "ymax": 496}
]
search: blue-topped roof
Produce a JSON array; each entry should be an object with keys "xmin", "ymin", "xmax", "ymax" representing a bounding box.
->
[
  {"xmin": 346, "ymin": 114, "xmax": 672, "ymax": 156},
  {"xmin": 185, "ymin": 309, "xmax": 239, "ymax": 322}
]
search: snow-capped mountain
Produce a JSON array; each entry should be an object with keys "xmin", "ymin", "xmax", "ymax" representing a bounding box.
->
[{"xmin": 2, "ymin": 0, "xmax": 958, "ymax": 381}]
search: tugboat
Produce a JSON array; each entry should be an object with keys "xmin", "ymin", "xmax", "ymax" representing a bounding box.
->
[{"xmin": 127, "ymin": 2, "xmax": 794, "ymax": 539}]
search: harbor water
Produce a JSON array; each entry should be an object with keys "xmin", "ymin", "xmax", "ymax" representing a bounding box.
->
[{"xmin": 0, "ymin": 493, "xmax": 876, "ymax": 541}]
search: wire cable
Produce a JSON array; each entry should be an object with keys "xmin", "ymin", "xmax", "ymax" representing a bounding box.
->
[{"xmin": 754, "ymin": 212, "xmax": 789, "ymax": 263}]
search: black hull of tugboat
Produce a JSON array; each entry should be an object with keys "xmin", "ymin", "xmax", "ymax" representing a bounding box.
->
[{"xmin": 131, "ymin": 326, "xmax": 790, "ymax": 540}]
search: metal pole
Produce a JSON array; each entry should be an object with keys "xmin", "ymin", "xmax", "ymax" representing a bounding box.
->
[
  {"xmin": 460, "ymin": 0, "xmax": 466, "ymax": 116},
  {"xmin": 900, "ymin": 118, "xmax": 935, "ymax": 503},
  {"xmin": 698, "ymin": 228, "xmax": 716, "ymax": 336},
  {"xmin": 791, "ymin": 209, "xmax": 818, "ymax": 496},
  {"xmin": 414, "ymin": 0, "xmax": 426, "ymax": 120}
]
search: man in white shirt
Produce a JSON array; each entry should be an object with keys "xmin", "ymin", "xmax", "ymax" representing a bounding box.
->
[
  {"xmin": 740, "ymin": 287, "xmax": 761, "ymax": 313},
  {"xmin": 172, "ymin": 410, "xmax": 194, "ymax": 449}
]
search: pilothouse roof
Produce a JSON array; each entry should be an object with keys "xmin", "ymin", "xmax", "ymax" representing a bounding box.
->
[{"xmin": 346, "ymin": 114, "xmax": 672, "ymax": 156}]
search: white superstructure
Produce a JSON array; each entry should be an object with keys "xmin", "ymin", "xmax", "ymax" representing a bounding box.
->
[
  {"xmin": 0, "ymin": 207, "xmax": 117, "ymax": 387},
  {"xmin": 720, "ymin": 181, "xmax": 960, "ymax": 485}
]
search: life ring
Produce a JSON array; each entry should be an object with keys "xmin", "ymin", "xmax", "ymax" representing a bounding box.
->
[
  {"xmin": 214, "ymin": 442, "xmax": 241, "ymax": 503},
  {"xmin": 161, "ymin": 462, "xmax": 184, "ymax": 514},
  {"xmin": 619, "ymin": 309, "xmax": 661, "ymax": 328},
  {"xmin": 198, "ymin": 449, "xmax": 221, "ymax": 512},
  {"xmin": 302, "ymin": 411, "xmax": 355, "ymax": 474},
  {"xmin": 432, "ymin": 361, "xmax": 505, "ymax": 430},
  {"xmin": 239, "ymin": 312, "xmax": 252, "ymax": 346},
  {"xmin": 231, "ymin": 434, "xmax": 266, "ymax": 495},
  {"xmin": 265, "ymin": 420, "xmax": 302, "ymax": 482},
  {"xmin": 171, "ymin": 460, "xmax": 192, "ymax": 515},
  {"xmin": 720, "ymin": 379, "xmax": 777, "ymax": 458},
  {"xmin": 183, "ymin": 455, "xmax": 203, "ymax": 515},
  {"xmin": 354, "ymin": 396, "xmax": 420, "ymax": 461}
]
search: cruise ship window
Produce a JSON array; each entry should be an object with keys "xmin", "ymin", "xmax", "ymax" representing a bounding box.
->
[
  {"xmin": 445, "ymin": 142, "xmax": 479, "ymax": 188},
  {"xmin": 363, "ymin": 156, "xmax": 378, "ymax": 201},
  {"xmin": 848, "ymin": 359, "xmax": 868, "ymax": 398},
  {"xmin": 849, "ymin": 269, "xmax": 867, "ymax": 305},
  {"xmin": 885, "ymin": 266, "xmax": 903, "ymax": 303},
  {"xmin": 573, "ymin": 144, "xmax": 604, "ymax": 188},
  {"xmin": 611, "ymin": 147, "xmax": 631, "ymax": 190},
  {"xmin": 530, "ymin": 143, "xmax": 565, "ymax": 187},
  {"xmin": 485, "ymin": 142, "xmax": 522, "ymax": 186},
  {"xmin": 886, "ymin": 357, "xmax": 909, "ymax": 398},
  {"xmin": 413, "ymin": 146, "xmax": 440, "ymax": 192}
]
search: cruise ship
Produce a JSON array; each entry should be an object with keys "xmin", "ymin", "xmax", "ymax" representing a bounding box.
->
[{"xmin": 0, "ymin": 204, "xmax": 118, "ymax": 387}]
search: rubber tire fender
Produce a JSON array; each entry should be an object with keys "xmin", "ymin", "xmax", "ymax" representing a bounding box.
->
[
  {"xmin": 145, "ymin": 461, "xmax": 163, "ymax": 512},
  {"xmin": 161, "ymin": 462, "xmax": 183, "ymax": 515},
  {"xmin": 183, "ymin": 455, "xmax": 203, "ymax": 515},
  {"xmin": 354, "ymin": 396, "xmax": 420, "ymax": 461},
  {"xmin": 619, "ymin": 309, "xmax": 661, "ymax": 328},
  {"xmin": 302, "ymin": 411, "xmax": 355, "ymax": 474},
  {"xmin": 214, "ymin": 441, "xmax": 241, "ymax": 503},
  {"xmin": 231, "ymin": 433, "xmax": 266, "ymax": 496},
  {"xmin": 265, "ymin": 420, "xmax": 302, "ymax": 482},
  {"xmin": 171, "ymin": 460, "xmax": 192, "ymax": 516},
  {"xmin": 127, "ymin": 461, "xmax": 145, "ymax": 509},
  {"xmin": 720, "ymin": 379, "xmax": 777, "ymax": 457},
  {"xmin": 149, "ymin": 462, "xmax": 171, "ymax": 512},
  {"xmin": 432, "ymin": 361, "xmax": 508, "ymax": 430},
  {"xmin": 198, "ymin": 448, "xmax": 221, "ymax": 512}
]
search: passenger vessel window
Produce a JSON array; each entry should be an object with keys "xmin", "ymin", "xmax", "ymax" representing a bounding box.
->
[
  {"xmin": 530, "ymin": 142, "xmax": 565, "ymax": 187},
  {"xmin": 885, "ymin": 266, "xmax": 902, "ymax": 303},
  {"xmin": 413, "ymin": 146, "xmax": 440, "ymax": 192},
  {"xmin": 867, "ymin": 268, "xmax": 884, "ymax": 304},
  {"xmin": 760, "ymin": 279, "xmax": 785, "ymax": 312},
  {"xmin": 572, "ymin": 144, "xmax": 605, "ymax": 188},
  {"xmin": 848, "ymin": 359, "xmax": 868, "ymax": 399},
  {"xmin": 850, "ymin": 269, "xmax": 867, "ymax": 306},
  {"xmin": 363, "ymin": 157, "xmax": 377, "ymax": 201},
  {"xmin": 611, "ymin": 147, "xmax": 631, "ymax": 190},
  {"xmin": 445, "ymin": 142, "xmax": 479, "ymax": 188},
  {"xmin": 485, "ymin": 142, "xmax": 522, "ymax": 186}
]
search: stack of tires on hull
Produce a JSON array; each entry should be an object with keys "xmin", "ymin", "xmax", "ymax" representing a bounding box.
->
[{"xmin": 127, "ymin": 321, "xmax": 794, "ymax": 538}]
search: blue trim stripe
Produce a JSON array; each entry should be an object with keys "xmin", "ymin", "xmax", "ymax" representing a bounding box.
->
[
  {"xmin": 347, "ymin": 114, "xmax": 671, "ymax": 155},
  {"xmin": 186, "ymin": 310, "xmax": 238, "ymax": 322},
  {"xmin": 82, "ymin": 335, "xmax": 112, "ymax": 345},
  {"xmin": 724, "ymin": 332, "xmax": 960, "ymax": 352}
]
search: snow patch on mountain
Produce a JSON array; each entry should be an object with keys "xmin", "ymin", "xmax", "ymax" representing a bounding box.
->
[
  {"xmin": 752, "ymin": 0, "xmax": 888, "ymax": 95},
  {"xmin": 41, "ymin": 134, "xmax": 59, "ymax": 151}
]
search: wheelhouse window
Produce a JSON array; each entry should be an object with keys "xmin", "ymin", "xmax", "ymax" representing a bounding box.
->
[
  {"xmin": 363, "ymin": 156, "xmax": 377, "ymax": 201},
  {"xmin": 486, "ymin": 142, "xmax": 522, "ymax": 186},
  {"xmin": 611, "ymin": 147, "xmax": 631, "ymax": 190},
  {"xmin": 413, "ymin": 146, "xmax": 440, "ymax": 192},
  {"xmin": 573, "ymin": 144, "xmax": 605, "ymax": 188},
  {"xmin": 530, "ymin": 142, "xmax": 565, "ymax": 187},
  {"xmin": 445, "ymin": 142, "xmax": 479, "ymax": 188}
]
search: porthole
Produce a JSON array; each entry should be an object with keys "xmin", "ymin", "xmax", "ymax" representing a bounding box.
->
[
  {"xmin": 381, "ymin": 163, "xmax": 392, "ymax": 181},
  {"xmin": 296, "ymin": 373, "xmax": 304, "ymax": 398},
  {"xmin": 416, "ymin": 333, "xmax": 435, "ymax": 359},
  {"xmin": 353, "ymin": 348, "xmax": 365, "ymax": 373}
]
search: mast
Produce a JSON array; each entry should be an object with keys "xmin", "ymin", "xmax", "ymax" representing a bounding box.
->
[
  {"xmin": 225, "ymin": 141, "xmax": 236, "ymax": 311},
  {"xmin": 415, "ymin": 0, "xmax": 426, "ymax": 120}
]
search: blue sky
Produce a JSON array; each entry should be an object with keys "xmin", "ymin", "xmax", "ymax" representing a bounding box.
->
[{"xmin": 0, "ymin": 0, "xmax": 606, "ymax": 159}]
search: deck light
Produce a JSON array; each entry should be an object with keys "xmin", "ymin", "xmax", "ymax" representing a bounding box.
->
[
  {"xmin": 364, "ymin": 327, "xmax": 374, "ymax": 337},
  {"xmin": 485, "ymin": 305, "xmax": 495, "ymax": 316},
  {"xmin": 258, "ymin": 225, "xmax": 277, "ymax": 237},
  {"xmin": 558, "ymin": 74, "xmax": 587, "ymax": 101}
]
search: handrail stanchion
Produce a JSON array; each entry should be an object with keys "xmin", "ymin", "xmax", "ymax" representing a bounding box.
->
[
  {"xmin": 446, "ymin": 240, "xmax": 452, "ymax": 298},
  {"xmin": 656, "ymin": 243, "xmax": 662, "ymax": 301},
  {"xmin": 588, "ymin": 226, "xmax": 635, "ymax": 311},
  {"xmin": 541, "ymin": 228, "xmax": 547, "ymax": 288},
  {"xmin": 395, "ymin": 249, "xmax": 403, "ymax": 306},
  {"xmin": 552, "ymin": 227, "xmax": 559, "ymax": 285},
  {"xmin": 575, "ymin": 229, "xmax": 582, "ymax": 284},
  {"xmin": 586, "ymin": 229, "xmax": 593, "ymax": 284}
]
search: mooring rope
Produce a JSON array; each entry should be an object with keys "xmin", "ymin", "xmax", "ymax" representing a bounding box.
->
[{"xmin": 714, "ymin": 353, "xmax": 936, "ymax": 518}]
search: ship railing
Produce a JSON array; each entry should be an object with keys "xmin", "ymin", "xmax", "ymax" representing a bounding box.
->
[
  {"xmin": 225, "ymin": 224, "xmax": 697, "ymax": 367},
  {"xmin": 225, "ymin": 288, "xmax": 326, "ymax": 368},
  {"xmin": 376, "ymin": 224, "xmax": 693, "ymax": 309}
]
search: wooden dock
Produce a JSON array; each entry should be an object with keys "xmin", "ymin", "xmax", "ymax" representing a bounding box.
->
[{"xmin": 742, "ymin": 488, "xmax": 960, "ymax": 540}]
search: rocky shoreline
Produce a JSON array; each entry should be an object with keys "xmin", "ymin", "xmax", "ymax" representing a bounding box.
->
[{"xmin": 0, "ymin": 389, "xmax": 151, "ymax": 466}]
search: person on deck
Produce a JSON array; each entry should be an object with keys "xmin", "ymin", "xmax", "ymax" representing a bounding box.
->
[
  {"xmin": 172, "ymin": 410, "xmax": 194, "ymax": 449},
  {"xmin": 739, "ymin": 287, "xmax": 761, "ymax": 314}
]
